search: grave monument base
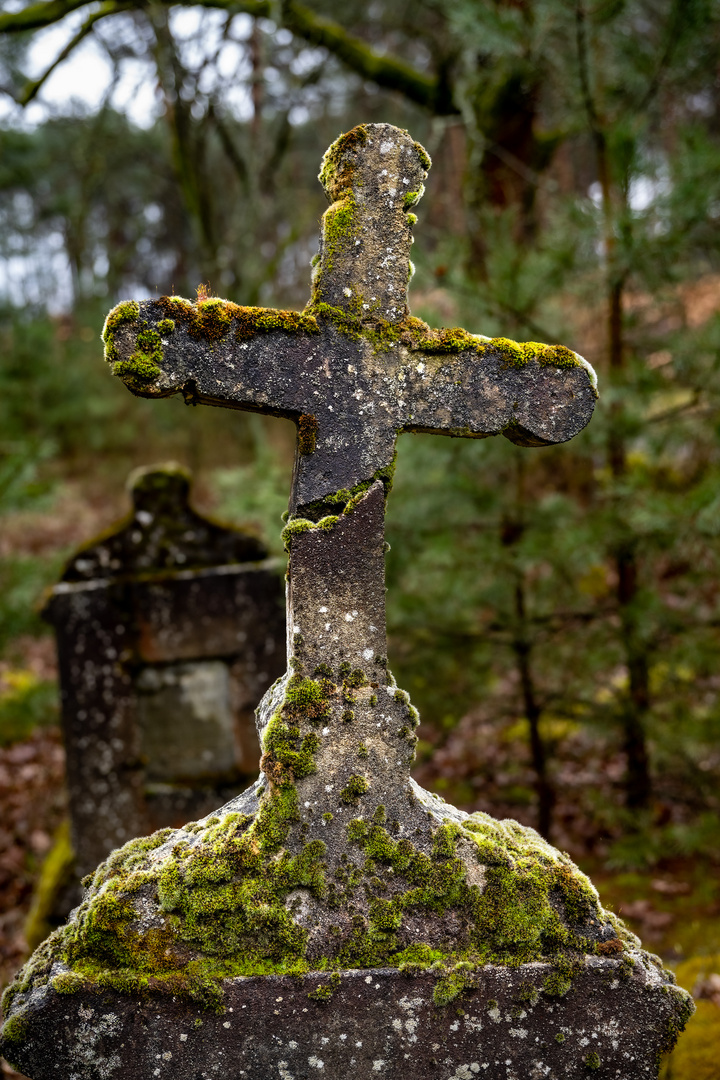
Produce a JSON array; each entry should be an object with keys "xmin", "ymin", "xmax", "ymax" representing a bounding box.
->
[{"xmin": 2, "ymin": 959, "xmax": 688, "ymax": 1079}]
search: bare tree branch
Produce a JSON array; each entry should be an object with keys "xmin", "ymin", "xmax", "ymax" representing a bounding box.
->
[
  {"xmin": 17, "ymin": 0, "xmax": 128, "ymax": 104},
  {"xmin": 0, "ymin": 0, "xmax": 94, "ymax": 33},
  {"xmin": 1, "ymin": 0, "xmax": 455, "ymax": 115}
]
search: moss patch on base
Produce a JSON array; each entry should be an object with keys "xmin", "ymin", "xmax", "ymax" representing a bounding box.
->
[{"xmin": 0, "ymin": 658, "xmax": 662, "ymax": 1026}]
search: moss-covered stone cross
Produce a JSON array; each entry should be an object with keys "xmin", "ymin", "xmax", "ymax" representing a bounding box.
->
[
  {"xmin": 104, "ymin": 122, "xmax": 597, "ymax": 520},
  {"xmin": 100, "ymin": 119, "xmax": 600, "ymax": 860},
  {"xmin": 0, "ymin": 124, "xmax": 692, "ymax": 1080},
  {"xmin": 101, "ymin": 121, "xmax": 599, "ymax": 816}
]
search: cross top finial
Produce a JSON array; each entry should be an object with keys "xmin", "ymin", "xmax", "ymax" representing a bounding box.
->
[{"xmin": 313, "ymin": 123, "xmax": 430, "ymax": 324}]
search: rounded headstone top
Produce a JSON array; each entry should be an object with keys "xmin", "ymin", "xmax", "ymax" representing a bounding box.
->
[
  {"xmin": 128, "ymin": 462, "xmax": 192, "ymax": 516},
  {"xmin": 58, "ymin": 462, "xmax": 268, "ymax": 583}
]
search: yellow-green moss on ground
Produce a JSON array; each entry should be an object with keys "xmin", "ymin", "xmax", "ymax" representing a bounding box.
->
[{"xmin": 659, "ymin": 954, "xmax": 720, "ymax": 1079}]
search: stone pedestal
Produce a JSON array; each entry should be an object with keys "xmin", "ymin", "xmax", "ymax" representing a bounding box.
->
[{"xmin": 2, "ymin": 960, "xmax": 689, "ymax": 1079}]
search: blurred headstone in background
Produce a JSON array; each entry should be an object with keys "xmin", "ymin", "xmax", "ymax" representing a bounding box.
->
[{"xmin": 40, "ymin": 463, "xmax": 284, "ymax": 890}]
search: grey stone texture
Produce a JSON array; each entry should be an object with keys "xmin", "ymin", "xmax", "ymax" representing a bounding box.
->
[
  {"xmin": 42, "ymin": 463, "xmax": 284, "ymax": 879},
  {"xmin": 5, "ymin": 961, "xmax": 684, "ymax": 1080},
  {"xmin": 1, "ymin": 125, "xmax": 692, "ymax": 1080}
]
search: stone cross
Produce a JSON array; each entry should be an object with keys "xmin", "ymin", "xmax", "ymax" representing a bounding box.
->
[{"xmin": 1, "ymin": 125, "xmax": 691, "ymax": 1080}]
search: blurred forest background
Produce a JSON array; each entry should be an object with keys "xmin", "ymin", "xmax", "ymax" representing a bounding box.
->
[{"xmin": 1, "ymin": 0, "xmax": 720, "ymax": 1072}]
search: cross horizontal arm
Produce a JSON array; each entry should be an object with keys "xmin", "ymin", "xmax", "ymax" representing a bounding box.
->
[
  {"xmin": 104, "ymin": 296, "xmax": 597, "ymax": 512},
  {"xmin": 397, "ymin": 332, "xmax": 597, "ymax": 447},
  {"xmin": 103, "ymin": 296, "xmax": 320, "ymax": 416}
]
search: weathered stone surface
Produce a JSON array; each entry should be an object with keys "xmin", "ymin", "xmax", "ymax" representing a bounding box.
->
[
  {"xmin": 41, "ymin": 464, "xmax": 284, "ymax": 879},
  {"xmin": 1, "ymin": 125, "xmax": 692, "ymax": 1079},
  {"xmin": 100, "ymin": 124, "xmax": 596, "ymax": 514},
  {"xmin": 2, "ymin": 961, "xmax": 687, "ymax": 1080}
]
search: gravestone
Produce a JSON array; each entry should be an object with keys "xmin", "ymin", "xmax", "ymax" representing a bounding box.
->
[
  {"xmin": 41, "ymin": 463, "xmax": 284, "ymax": 881},
  {"xmin": 2, "ymin": 124, "xmax": 692, "ymax": 1080}
]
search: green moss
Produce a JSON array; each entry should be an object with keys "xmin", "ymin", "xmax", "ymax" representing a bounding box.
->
[
  {"xmin": 1, "ymin": 1011, "xmax": 28, "ymax": 1043},
  {"xmin": 112, "ymin": 320, "xmax": 163, "ymax": 388},
  {"xmin": 433, "ymin": 961, "xmax": 476, "ymax": 1006},
  {"xmin": 585, "ymin": 1051, "xmax": 601, "ymax": 1069},
  {"xmin": 310, "ymin": 301, "xmax": 363, "ymax": 340},
  {"xmin": 396, "ymin": 942, "xmax": 444, "ymax": 974},
  {"xmin": 318, "ymin": 125, "xmax": 369, "ymax": 196},
  {"xmin": 555, "ymin": 1032, "xmax": 566, "ymax": 1043},
  {"xmin": 323, "ymin": 193, "xmax": 357, "ymax": 273},
  {"xmin": 299, "ymin": 457, "xmax": 398, "ymax": 524},
  {"xmin": 24, "ymin": 818, "xmax": 75, "ymax": 951},
  {"xmin": 308, "ymin": 971, "xmax": 341, "ymax": 1002},
  {"xmin": 414, "ymin": 141, "xmax": 432, "ymax": 171},
  {"xmin": 403, "ymin": 189, "xmax": 422, "ymax": 209},
  {"xmin": 102, "ymin": 300, "xmax": 139, "ymax": 365},
  {"xmin": 357, "ymin": 743, "xmax": 368, "ymax": 758},
  {"xmin": 491, "ymin": 336, "xmax": 525, "ymax": 364},
  {"xmin": 3, "ymin": 662, "xmax": 641, "ymax": 1019},
  {"xmin": 543, "ymin": 955, "xmax": 581, "ymax": 997},
  {"xmin": 157, "ymin": 318, "xmax": 175, "ymax": 335},
  {"xmin": 516, "ymin": 982, "xmax": 540, "ymax": 1005},
  {"xmin": 342, "ymin": 710, "xmax": 355, "ymax": 722},
  {"xmin": 281, "ymin": 515, "xmax": 339, "ymax": 552},
  {"xmin": 339, "ymin": 815, "xmax": 607, "ymax": 970},
  {"xmin": 298, "ymin": 414, "xmax": 318, "ymax": 455},
  {"xmin": 303, "ymin": 301, "xmax": 593, "ymax": 395},
  {"xmin": 0, "ymin": 674, "xmax": 341, "ymax": 1014},
  {"xmin": 52, "ymin": 970, "xmax": 87, "ymax": 994},
  {"xmin": 261, "ymin": 714, "xmax": 320, "ymax": 788},
  {"xmin": 341, "ymin": 775, "xmax": 370, "ymax": 805},
  {"xmin": 155, "ymin": 295, "xmax": 318, "ymax": 344},
  {"xmin": 661, "ymin": 987, "xmax": 697, "ymax": 1055},
  {"xmin": 102, "ymin": 300, "xmax": 139, "ymax": 362},
  {"xmin": 345, "ymin": 669, "xmax": 368, "ymax": 690}
]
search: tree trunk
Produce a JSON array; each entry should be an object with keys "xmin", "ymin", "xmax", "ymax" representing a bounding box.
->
[
  {"xmin": 578, "ymin": 0, "xmax": 653, "ymax": 811},
  {"xmin": 512, "ymin": 585, "xmax": 555, "ymax": 839}
]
